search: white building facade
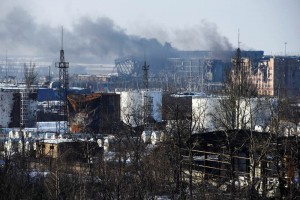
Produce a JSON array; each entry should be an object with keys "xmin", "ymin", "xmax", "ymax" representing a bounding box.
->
[
  {"xmin": 190, "ymin": 96, "xmax": 275, "ymax": 132},
  {"xmin": 118, "ymin": 90, "xmax": 162, "ymax": 127}
]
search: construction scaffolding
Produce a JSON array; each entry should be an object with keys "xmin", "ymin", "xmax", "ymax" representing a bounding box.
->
[{"xmin": 20, "ymin": 90, "xmax": 29, "ymax": 127}]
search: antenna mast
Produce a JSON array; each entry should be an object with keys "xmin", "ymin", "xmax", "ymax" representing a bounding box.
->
[
  {"xmin": 238, "ymin": 29, "xmax": 241, "ymax": 49},
  {"xmin": 5, "ymin": 51, "xmax": 8, "ymax": 84},
  {"xmin": 143, "ymin": 61, "xmax": 149, "ymax": 90},
  {"xmin": 61, "ymin": 27, "xmax": 64, "ymax": 50},
  {"xmin": 284, "ymin": 42, "xmax": 287, "ymax": 56},
  {"xmin": 142, "ymin": 60, "xmax": 153, "ymax": 132},
  {"xmin": 55, "ymin": 27, "xmax": 69, "ymax": 136}
]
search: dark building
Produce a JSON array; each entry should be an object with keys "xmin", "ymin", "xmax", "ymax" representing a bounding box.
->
[
  {"xmin": 36, "ymin": 140, "xmax": 102, "ymax": 162},
  {"xmin": 162, "ymin": 93, "xmax": 192, "ymax": 120},
  {"xmin": 67, "ymin": 93, "xmax": 120, "ymax": 134},
  {"xmin": 183, "ymin": 129, "xmax": 299, "ymax": 198},
  {"xmin": 8, "ymin": 91, "xmax": 37, "ymax": 128}
]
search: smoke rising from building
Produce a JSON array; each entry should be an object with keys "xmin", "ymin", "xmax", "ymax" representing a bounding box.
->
[
  {"xmin": 0, "ymin": 6, "xmax": 233, "ymax": 71},
  {"xmin": 172, "ymin": 20, "xmax": 233, "ymax": 51}
]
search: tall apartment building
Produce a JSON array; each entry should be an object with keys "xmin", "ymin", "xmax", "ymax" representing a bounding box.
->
[
  {"xmin": 231, "ymin": 53, "xmax": 300, "ymax": 97},
  {"xmin": 253, "ymin": 56, "xmax": 300, "ymax": 97}
]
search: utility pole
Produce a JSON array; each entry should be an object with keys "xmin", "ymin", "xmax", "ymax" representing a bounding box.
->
[
  {"xmin": 284, "ymin": 42, "xmax": 287, "ymax": 57},
  {"xmin": 5, "ymin": 51, "xmax": 8, "ymax": 84},
  {"xmin": 143, "ymin": 61, "xmax": 149, "ymax": 90},
  {"xmin": 48, "ymin": 66, "xmax": 51, "ymax": 82},
  {"xmin": 142, "ymin": 61, "xmax": 153, "ymax": 132}
]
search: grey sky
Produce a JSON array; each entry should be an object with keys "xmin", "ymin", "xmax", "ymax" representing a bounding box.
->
[{"xmin": 0, "ymin": 0, "xmax": 299, "ymax": 62}]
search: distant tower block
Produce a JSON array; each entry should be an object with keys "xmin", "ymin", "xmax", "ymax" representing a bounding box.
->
[{"xmin": 55, "ymin": 28, "xmax": 69, "ymax": 135}]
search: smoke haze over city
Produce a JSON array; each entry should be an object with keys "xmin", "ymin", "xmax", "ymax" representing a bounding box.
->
[{"xmin": 0, "ymin": 0, "xmax": 299, "ymax": 65}]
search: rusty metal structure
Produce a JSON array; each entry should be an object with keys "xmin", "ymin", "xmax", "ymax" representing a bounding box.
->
[{"xmin": 67, "ymin": 93, "xmax": 120, "ymax": 134}]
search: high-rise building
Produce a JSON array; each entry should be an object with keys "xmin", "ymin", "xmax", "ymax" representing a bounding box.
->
[{"xmin": 253, "ymin": 56, "xmax": 300, "ymax": 97}]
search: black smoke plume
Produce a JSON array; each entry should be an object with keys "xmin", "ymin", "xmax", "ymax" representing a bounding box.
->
[{"xmin": 0, "ymin": 7, "xmax": 233, "ymax": 74}]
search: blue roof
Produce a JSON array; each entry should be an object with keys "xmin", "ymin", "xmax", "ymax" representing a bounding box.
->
[
  {"xmin": 37, "ymin": 88, "xmax": 91, "ymax": 102},
  {"xmin": 37, "ymin": 88, "xmax": 59, "ymax": 101},
  {"xmin": 69, "ymin": 88, "xmax": 92, "ymax": 95}
]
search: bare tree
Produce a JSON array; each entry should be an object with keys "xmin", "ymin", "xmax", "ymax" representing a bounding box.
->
[
  {"xmin": 24, "ymin": 62, "xmax": 38, "ymax": 89},
  {"xmin": 205, "ymin": 48, "xmax": 280, "ymax": 199}
]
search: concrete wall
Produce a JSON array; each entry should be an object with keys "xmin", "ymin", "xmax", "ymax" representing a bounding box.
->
[
  {"xmin": 192, "ymin": 97, "xmax": 221, "ymax": 132},
  {"xmin": 0, "ymin": 91, "xmax": 14, "ymax": 127},
  {"xmin": 192, "ymin": 96, "xmax": 274, "ymax": 132},
  {"xmin": 0, "ymin": 90, "xmax": 37, "ymax": 128}
]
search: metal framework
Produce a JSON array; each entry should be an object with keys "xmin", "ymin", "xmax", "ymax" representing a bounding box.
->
[
  {"xmin": 143, "ymin": 94, "xmax": 153, "ymax": 131},
  {"xmin": 167, "ymin": 58, "xmax": 208, "ymax": 92},
  {"xmin": 55, "ymin": 29, "xmax": 69, "ymax": 136},
  {"xmin": 143, "ymin": 61, "xmax": 149, "ymax": 90},
  {"xmin": 115, "ymin": 56, "xmax": 140, "ymax": 77},
  {"xmin": 142, "ymin": 61, "xmax": 153, "ymax": 131},
  {"xmin": 20, "ymin": 90, "xmax": 29, "ymax": 127}
]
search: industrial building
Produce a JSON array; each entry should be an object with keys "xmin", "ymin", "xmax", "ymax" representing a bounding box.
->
[
  {"xmin": 163, "ymin": 93, "xmax": 274, "ymax": 132},
  {"xmin": 0, "ymin": 84, "xmax": 37, "ymax": 128},
  {"xmin": 114, "ymin": 50, "xmax": 264, "ymax": 93},
  {"xmin": 166, "ymin": 58, "xmax": 225, "ymax": 91},
  {"xmin": 67, "ymin": 92, "xmax": 120, "ymax": 134}
]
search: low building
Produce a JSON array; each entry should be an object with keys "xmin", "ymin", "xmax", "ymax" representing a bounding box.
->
[
  {"xmin": 184, "ymin": 130, "xmax": 299, "ymax": 198},
  {"xmin": 162, "ymin": 92, "xmax": 193, "ymax": 121},
  {"xmin": 36, "ymin": 139, "xmax": 102, "ymax": 161},
  {"xmin": 163, "ymin": 93, "xmax": 274, "ymax": 132}
]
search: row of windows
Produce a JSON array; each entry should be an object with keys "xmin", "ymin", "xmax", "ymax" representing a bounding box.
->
[
  {"xmin": 257, "ymin": 84, "xmax": 272, "ymax": 88},
  {"xmin": 255, "ymin": 78, "xmax": 273, "ymax": 82},
  {"xmin": 258, "ymin": 90, "xmax": 273, "ymax": 95}
]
